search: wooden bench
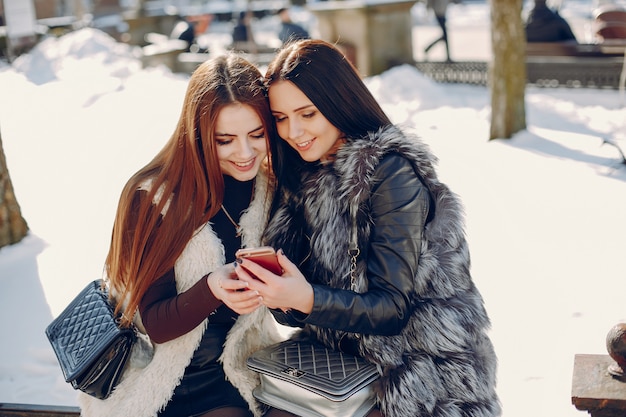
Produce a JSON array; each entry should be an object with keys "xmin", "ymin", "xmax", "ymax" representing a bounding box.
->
[
  {"xmin": 525, "ymin": 42, "xmax": 625, "ymax": 88},
  {"xmin": 176, "ymin": 50, "xmax": 277, "ymax": 73},
  {"xmin": 526, "ymin": 41, "xmax": 625, "ymax": 57},
  {"xmin": 526, "ymin": 55, "xmax": 624, "ymax": 88},
  {"xmin": 572, "ymin": 324, "xmax": 626, "ymax": 416},
  {"xmin": 414, "ymin": 41, "xmax": 626, "ymax": 89},
  {"xmin": 140, "ymin": 37, "xmax": 190, "ymax": 71},
  {"xmin": 0, "ymin": 403, "xmax": 80, "ymax": 417}
]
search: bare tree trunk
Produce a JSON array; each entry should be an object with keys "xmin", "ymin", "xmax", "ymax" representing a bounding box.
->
[
  {"xmin": 489, "ymin": 0, "xmax": 527, "ymax": 140},
  {"xmin": 0, "ymin": 129, "xmax": 29, "ymax": 248}
]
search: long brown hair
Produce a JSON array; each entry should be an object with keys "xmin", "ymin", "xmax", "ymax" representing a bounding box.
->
[{"xmin": 106, "ymin": 54, "xmax": 273, "ymax": 326}]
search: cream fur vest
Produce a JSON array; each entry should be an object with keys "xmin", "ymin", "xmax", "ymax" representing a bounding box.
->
[{"xmin": 79, "ymin": 169, "xmax": 282, "ymax": 417}]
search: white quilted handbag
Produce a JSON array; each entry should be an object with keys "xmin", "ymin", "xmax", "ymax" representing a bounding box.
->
[{"xmin": 247, "ymin": 339, "xmax": 379, "ymax": 417}]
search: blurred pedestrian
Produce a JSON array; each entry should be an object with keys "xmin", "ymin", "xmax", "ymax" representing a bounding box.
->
[
  {"xmin": 276, "ymin": 7, "xmax": 310, "ymax": 45},
  {"xmin": 424, "ymin": 0, "xmax": 453, "ymax": 61},
  {"xmin": 170, "ymin": 14, "xmax": 212, "ymax": 53},
  {"xmin": 232, "ymin": 11, "xmax": 258, "ymax": 52},
  {"xmin": 525, "ymin": 0, "xmax": 577, "ymax": 43}
]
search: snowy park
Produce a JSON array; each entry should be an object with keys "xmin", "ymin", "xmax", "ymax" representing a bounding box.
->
[{"xmin": 1, "ymin": 1, "xmax": 626, "ymax": 416}]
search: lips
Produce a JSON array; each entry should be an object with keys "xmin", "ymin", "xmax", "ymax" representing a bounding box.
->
[
  {"xmin": 232, "ymin": 157, "xmax": 256, "ymax": 170},
  {"xmin": 295, "ymin": 138, "xmax": 314, "ymax": 151}
]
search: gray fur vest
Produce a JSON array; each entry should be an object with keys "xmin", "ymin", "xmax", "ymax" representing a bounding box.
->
[
  {"xmin": 79, "ymin": 168, "xmax": 282, "ymax": 417},
  {"xmin": 264, "ymin": 126, "xmax": 501, "ymax": 417}
]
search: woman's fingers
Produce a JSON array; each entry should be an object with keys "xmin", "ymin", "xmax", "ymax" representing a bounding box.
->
[
  {"xmin": 276, "ymin": 248, "xmax": 298, "ymax": 274},
  {"xmin": 236, "ymin": 248, "xmax": 294, "ymax": 283},
  {"xmin": 234, "ymin": 250, "xmax": 312, "ymax": 311},
  {"xmin": 235, "ymin": 258, "xmax": 273, "ymax": 284},
  {"xmin": 232, "ymin": 251, "xmax": 313, "ymax": 312},
  {"xmin": 219, "ymin": 276, "xmax": 250, "ymax": 292},
  {"xmin": 221, "ymin": 283, "xmax": 263, "ymax": 313},
  {"xmin": 207, "ymin": 266, "xmax": 247, "ymax": 298},
  {"xmin": 207, "ymin": 263, "xmax": 265, "ymax": 314}
]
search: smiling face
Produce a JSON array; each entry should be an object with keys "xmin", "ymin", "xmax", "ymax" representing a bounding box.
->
[
  {"xmin": 214, "ymin": 103, "xmax": 268, "ymax": 181},
  {"xmin": 268, "ymin": 80, "xmax": 344, "ymax": 162}
]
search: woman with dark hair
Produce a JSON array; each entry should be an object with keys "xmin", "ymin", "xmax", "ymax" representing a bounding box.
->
[
  {"xmin": 235, "ymin": 39, "xmax": 501, "ymax": 417},
  {"xmin": 79, "ymin": 54, "xmax": 282, "ymax": 417}
]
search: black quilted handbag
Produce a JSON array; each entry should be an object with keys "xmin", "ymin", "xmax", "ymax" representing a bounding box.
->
[
  {"xmin": 247, "ymin": 339, "xmax": 379, "ymax": 417},
  {"xmin": 45, "ymin": 279, "xmax": 136, "ymax": 400}
]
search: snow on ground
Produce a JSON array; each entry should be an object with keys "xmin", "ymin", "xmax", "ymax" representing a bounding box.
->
[{"xmin": 1, "ymin": 2, "xmax": 626, "ymax": 416}]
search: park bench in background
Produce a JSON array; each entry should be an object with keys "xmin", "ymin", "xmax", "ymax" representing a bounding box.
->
[
  {"xmin": 572, "ymin": 323, "xmax": 626, "ymax": 417},
  {"xmin": 175, "ymin": 49, "xmax": 276, "ymax": 73},
  {"xmin": 414, "ymin": 41, "xmax": 626, "ymax": 89},
  {"xmin": 525, "ymin": 42, "xmax": 625, "ymax": 88},
  {"xmin": 0, "ymin": 403, "xmax": 80, "ymax": 417},
  {"xmin": 415, "ymin": 3, "xmax": 626, "ymax": 90}
]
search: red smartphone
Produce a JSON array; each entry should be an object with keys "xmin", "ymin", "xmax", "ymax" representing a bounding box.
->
[{"xmin": 235, "ymin": 246, "xmax": 283, "ymax": 275}]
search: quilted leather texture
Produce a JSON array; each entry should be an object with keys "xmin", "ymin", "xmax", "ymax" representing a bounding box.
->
[
  {"xmin": 247, "ymin": 340, "xmax": 379, "ymax": 398},
  {"xmin": 45, "ymin": 280, "xmax": 135, "ymax": 382}
]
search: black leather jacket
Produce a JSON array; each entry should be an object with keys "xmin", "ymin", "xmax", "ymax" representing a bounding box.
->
[
  {"xmin": 263, "ymin": 125, "xmax": 499, "ymax": 417},
  {"xmin": 271, "ymin": 154, "xmax": 433, "ymax": 336}
]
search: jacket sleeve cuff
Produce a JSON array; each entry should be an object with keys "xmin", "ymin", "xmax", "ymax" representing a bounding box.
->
[{"xmin": 286, "ymin": 285, "xmax": 324, "ymax": 324}]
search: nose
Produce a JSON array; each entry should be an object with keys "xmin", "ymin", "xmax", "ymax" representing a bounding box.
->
[
  {"xmin": 237, "ymin": 138, "xmax": 254, "ymax": 158},
  {"xmin": 288, "ymin": 119, "xmax": 304, "ymax": 140}
]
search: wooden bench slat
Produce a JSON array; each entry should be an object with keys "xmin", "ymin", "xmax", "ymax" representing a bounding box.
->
[{"xmin": 0, "ymin": 403, "xmax": 81, "ymax": 417}]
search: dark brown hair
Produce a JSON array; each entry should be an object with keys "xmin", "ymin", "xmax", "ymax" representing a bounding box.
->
[
  {"xmin": 107, "ymin": 54, "xmax": 273, "ymax": 326},
  {"xmin": 264, "ymin": 39, "xmax": 391, "ymax": 196}
]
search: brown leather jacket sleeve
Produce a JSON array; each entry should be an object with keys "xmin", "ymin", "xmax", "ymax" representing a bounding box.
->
[{"xmin": 279, "ymin": 153, "xmax": 432, "ymax": 335}]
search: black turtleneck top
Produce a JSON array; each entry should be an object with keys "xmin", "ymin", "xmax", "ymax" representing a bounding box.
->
[{"xmin": 139, "ymin": 175, "xmax": 255, "ymax": 343}]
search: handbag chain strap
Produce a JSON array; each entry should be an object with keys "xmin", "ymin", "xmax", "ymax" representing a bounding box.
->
[
  {"xmin": 348, "ymin": 203, "xmax": 362, "ymax": 342},
  {"xmin": 349, "ymin": 204, "xmax": 360, "ymax": 292}
]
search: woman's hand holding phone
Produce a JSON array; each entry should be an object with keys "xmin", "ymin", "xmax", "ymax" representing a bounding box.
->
[
  {"xmin": 206, "ymin": 263, "xmax": 263, "ymax": 314},
  {"xmin": 235, "ymin": 246, "xmax": 282, "ymax": 276},
  {"xmin": 234, "ymin": 248, "xmax": 314, "ymax": 314}
]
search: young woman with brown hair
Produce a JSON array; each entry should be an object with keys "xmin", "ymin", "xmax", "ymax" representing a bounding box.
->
[{"xmin": 79, "ymin": 54, "xmax": 282, "ymax": 417}]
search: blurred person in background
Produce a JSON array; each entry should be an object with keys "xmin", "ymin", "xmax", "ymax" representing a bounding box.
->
[
  {"xmin": 424, "ymin": 0, "xmax": 453, "ymax": 61},
  {"xmin": 232, "ymin": 11, "xmax": 258, "ymax": 52},
  {"xmin": 525, "ymin": 0, "xmax": 577, "ymax": 42},
  {"xmin": 171, "ymin": 14, "xmax": 212, "ymax": 52},
  {"xmin": 276, "ymin": 7, "xmax": 310, "ymax": 45}
]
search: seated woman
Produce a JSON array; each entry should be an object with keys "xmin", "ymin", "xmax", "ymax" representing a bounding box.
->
[{"xmin": 525, "ymin": 0, "xmax": 577, "ymax": 43}]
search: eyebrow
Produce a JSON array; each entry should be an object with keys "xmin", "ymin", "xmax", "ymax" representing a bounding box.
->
[{"xmin": 215, "ymin": 125, "xmax": 264, "ymax": 137}]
